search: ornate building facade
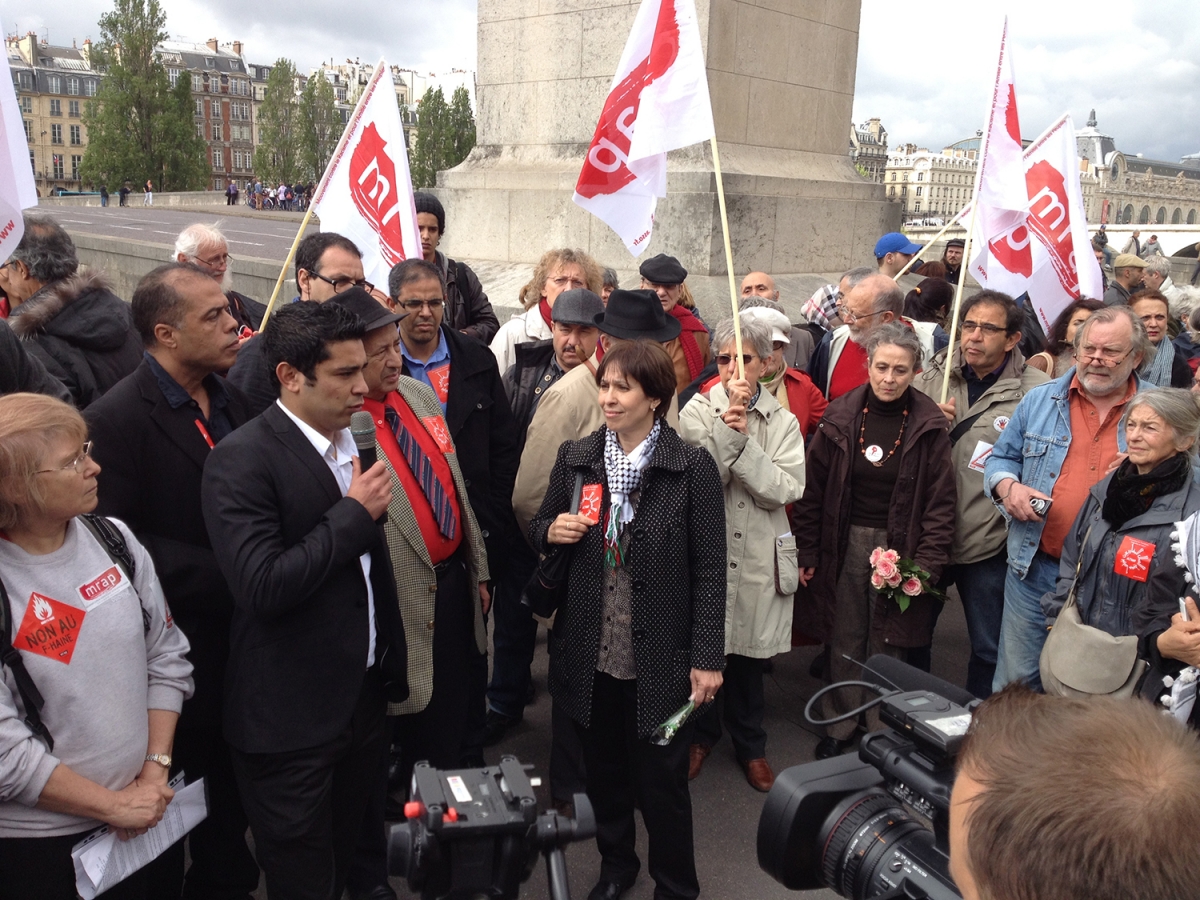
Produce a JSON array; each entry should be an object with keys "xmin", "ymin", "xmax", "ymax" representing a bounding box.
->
[{"xmin": 850, "ymin": 117, "xmax": 888, "ymax": 182}]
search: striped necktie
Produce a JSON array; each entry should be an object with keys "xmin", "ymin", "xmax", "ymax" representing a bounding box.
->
[{"xmin": 384, "ymin": 405, "xmax": 458, "ymax": 540}]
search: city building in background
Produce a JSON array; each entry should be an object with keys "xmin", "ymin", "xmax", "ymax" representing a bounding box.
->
[
  {"xmin": 7, "ymin": 32, "xmax": 100, "ymax": 196},
  {"xmin": 849, "ymin": 117, "xmax": 888, "ymax": 183},
  {"xmin": 157, "ymin": 38, "xmax": 254, "ymax": 192}
]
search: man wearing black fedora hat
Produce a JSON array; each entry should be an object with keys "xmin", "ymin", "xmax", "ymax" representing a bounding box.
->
[
  {"xmin": 508, "ymin": 288, "xmax": 683, "ymax": 812},
  {"xmin": 639, "ymin": 253, "xmax": 712, "ymax": 394}
]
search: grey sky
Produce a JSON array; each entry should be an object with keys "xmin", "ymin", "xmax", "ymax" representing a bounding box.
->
[{"xmin": 8, "ymin": 0, "xmax": 1198, "ymax": 162}]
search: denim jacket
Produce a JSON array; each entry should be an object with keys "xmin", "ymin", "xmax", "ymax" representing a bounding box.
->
[{"xmin": 983, "ymin": 368, "xmax": 1141, "ymax": 579}]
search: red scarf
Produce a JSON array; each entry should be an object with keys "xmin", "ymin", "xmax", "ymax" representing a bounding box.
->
[
  {"xmin": 669, "ymin": 305, "xmax": 707, "ymax": 379},
  {"xmin": 538, "ymin": 299, "xmax": 553, "ymax": 329}
]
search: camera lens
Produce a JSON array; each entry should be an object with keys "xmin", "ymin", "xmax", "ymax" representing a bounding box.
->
[{"xmin": 819, "ymin": 789, "xmax": 926, "ymax": 899}]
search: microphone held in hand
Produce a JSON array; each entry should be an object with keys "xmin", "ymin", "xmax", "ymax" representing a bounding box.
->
[{"xmin": 349, "ymin": 411, "xmax": 387, "ymax": 523}]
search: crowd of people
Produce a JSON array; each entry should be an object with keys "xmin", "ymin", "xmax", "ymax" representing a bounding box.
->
[{"xmin": 4, "ymin": 202, "xmax": 1200, "ymax": 900}]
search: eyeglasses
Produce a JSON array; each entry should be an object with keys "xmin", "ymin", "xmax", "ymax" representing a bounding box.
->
[
  {"xmin": 194, "ymin": 252, "xmax": 231, "ymax": 268},
  {"xmin": 309, "ymin": 272, "xmax": 375, "ymax": 295},
  {"xmin": 961, "ymin": 320, "xmax": 1009, "ymax": 336},
  {"xmin": 398, "ymin": 298, "xmax": 444, "ymax": 313},
  {"xmin": 835, "ymin": 305, "xmax": 884, "ymax": 325},
  {"xmin": 36, "ymin": 441, "xmax": 93, "ymax": 475},
  {"xmin": 1077, "ymin": 347, "xmax": 1134, "ymax": 367},
  {"xmin": 716, "ymin": 353, "xmax": 758, "ymax": 368}
]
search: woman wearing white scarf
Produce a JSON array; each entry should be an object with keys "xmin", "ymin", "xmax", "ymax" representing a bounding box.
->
[
  {"xmin": 1133, "ymin": 290, "xmax": 1193, "ymax": 388},
  {"xmin": 532, "ymin": 339, "xmax": 727, "ymax": 900}
]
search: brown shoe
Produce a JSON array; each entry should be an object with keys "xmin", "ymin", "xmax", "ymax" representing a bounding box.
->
[
  {"xmin": 688, "ymin": 743, "xmax": 711, "ymax": 780},
  {"xmin": 742, "ymin": 758, "xmax": 775, "ymax": 792}
]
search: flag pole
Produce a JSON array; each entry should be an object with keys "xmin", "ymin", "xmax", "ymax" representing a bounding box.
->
[
  {"xmin": 892, "ymin": 202, "xmax": 971, "ymax": 282},
  {"xmin": 258, "ymin": 60, "xmax": 388, "ymax": 328},
  {"xmin": 940, "ymin": 164, "xmax": 986, "ymax": 404},
  {"xmin": 709, "ymin": 135, "xmax": 744, "ymax": 380}
]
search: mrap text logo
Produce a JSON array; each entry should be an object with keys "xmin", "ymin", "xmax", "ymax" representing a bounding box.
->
[
  {"xmin": 16, "ymin": 593, "xmax": 86, "ymax": 664},
  {"xmin": 79, "ymin": 566, "xmax": 122, "ymax": 604}
]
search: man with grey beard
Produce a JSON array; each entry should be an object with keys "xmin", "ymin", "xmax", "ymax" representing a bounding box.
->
[{"xmin": 174, "ymin": 223, "xmax": 267, "ymax": 334}]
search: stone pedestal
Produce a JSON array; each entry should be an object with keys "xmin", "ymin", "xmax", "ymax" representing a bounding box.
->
[{"xmin": 438, "ymin": 0, "xmax": 898, "ymax": 289}]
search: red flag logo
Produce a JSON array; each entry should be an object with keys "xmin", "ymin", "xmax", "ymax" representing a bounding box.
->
[
  {"xmin": 988, "ymin": 224, "xmax": 1033, "ymax": 277},
  {"xmin": 575, "ymin": 0, "xmax": 681, "ymax": 200},
  {"xmin": 349, "ymin": 123, "xmax": 408, "ymax": 267},
  {"xmin": 1025, "ymin": 160, "xmax": 1079, "ymax": 296}
]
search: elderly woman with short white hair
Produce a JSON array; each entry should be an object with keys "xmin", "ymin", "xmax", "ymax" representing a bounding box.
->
[{"xmin": 679, "ymin": 314, "xmax": 806, "ymax": 792}]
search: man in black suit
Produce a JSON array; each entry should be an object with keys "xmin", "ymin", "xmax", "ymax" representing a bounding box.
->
[
  {"xmin": 201, "ymin": 302, "xmax": 408, "ymax": 900},
  {"xmin": 86, "ymin": 262, "xmax": 259, "ymax": 900},
  {"xmin": 389, "ymin": 258, "xmax": 520, "ymax": 765}
]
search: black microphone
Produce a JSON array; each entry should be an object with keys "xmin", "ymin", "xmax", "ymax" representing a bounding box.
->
[
  {"xmin": 350, "ymin": 410, "xmax": 387, "ymax": 524},
  {"xmin": 864, "ymin": 654, "xmax": 980, "ymax": 707}
]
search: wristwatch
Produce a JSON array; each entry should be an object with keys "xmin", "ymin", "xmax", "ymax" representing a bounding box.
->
[{"xmin": 145, "ymin": 753, "xmax": 172, "ymax": 769}]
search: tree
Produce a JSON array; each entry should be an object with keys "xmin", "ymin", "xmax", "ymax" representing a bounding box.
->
[
  {"xmin": 253, "ymin": 59, "xmax": 302, "ymax": 186},
  {"xmin": 299, "ymin": 72, "xmax": 340, "ymax": 182},
  {"xmin": 410, "ymin": 86, "xmax": 477, "ymax": 189},
  {"xmin": 80, "ymin": 0, "xmax": 207, "ymax": 191}
]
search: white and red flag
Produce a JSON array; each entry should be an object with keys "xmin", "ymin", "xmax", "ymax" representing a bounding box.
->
[
  {"xmin": 311, "ymin": 61, "xmax": 420, "ymax": 288},
  {"xmin": 573, "ymin": 0, "xmax": 714, "ymax": 255},
  {"xmin": 0, "ymin": 47, "xmax": 38, "ymax": 263},
  {"xmin": 972, "ymin": 115, "xmax": 1104, "ymax": 330}
]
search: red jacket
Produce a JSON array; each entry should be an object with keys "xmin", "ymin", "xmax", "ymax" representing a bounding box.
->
[{"xmin": 698, "ymin": 368, "xmax": 827, "ymax": 438}]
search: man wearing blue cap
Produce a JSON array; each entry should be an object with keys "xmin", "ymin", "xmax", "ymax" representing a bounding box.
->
[{"xmin": 875, "ymin": 232, "xmax": 923, "ymax": 279}]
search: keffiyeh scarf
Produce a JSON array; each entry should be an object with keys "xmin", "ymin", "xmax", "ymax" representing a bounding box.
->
[{"xmin": 602, "ymin": 419, "xmax": 662, "ymax": 568}]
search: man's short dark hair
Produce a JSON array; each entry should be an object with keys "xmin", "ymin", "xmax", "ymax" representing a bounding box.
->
[
  {"xmin": 294, "ymin": 232, "xmax": 361, "ymax": 283},
  {"xmin": 957, "ymin": 685, "xmax": 1200, "ymax": 900},
  {"xmin": 262, "ymin": 301, "xmax": 366, "ymax": 388},
  {"xmin": 594, "ymin": 340, "xmax": 676, "ymax": 420},
  {"xmin": 12, "ymin": 213, "xmax": 78, "ymax": 283},
  {"xmin": 131, "ymin": 262, "xmax": 212, "ymax": 346},
  {"xmin": 413, "ymin": 192, "xmax": 446, "ymax": 235},
  {"xmin": 388, "ymin": 258, "xmax": 445, "ymax": 300},
  {"xmin": 960, "ymin": 290, "xmax": 1022, "ymax": 334}
]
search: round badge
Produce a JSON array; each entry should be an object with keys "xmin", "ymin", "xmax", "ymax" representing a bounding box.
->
[
  {"xmin": 865, "ymin": 444, "xmax": 884, "ymax": 463},
  {"xmin": 994, "ymin": 416, "xmax": 1009, "ymax": 434}
]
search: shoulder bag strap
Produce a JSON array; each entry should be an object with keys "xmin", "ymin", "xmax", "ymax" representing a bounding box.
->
[
  {"xmin": 948, "ymin": 409, "xmax": 987, "ymax": 445},
  {"xmin": 78, "ymin": 513, "xmax": 136, "ymax": 581},
  {"xmin": 1062, "ymin": 521, "xmax": 1097, "ymax": 614}
]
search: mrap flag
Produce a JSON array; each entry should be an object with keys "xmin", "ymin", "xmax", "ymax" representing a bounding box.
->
[
  {"xmin": 311, "ymin": 60, "xmax": 420, "ymax": 288},
  {"xmin": 0, "ymin": 45, "xmax": 38, "ymax": 262},
  {"xmin": 573, "ymin": 0, "xmax": 714, "ymax": 256}
]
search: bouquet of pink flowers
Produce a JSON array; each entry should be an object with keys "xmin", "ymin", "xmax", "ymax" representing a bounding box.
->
[{"xmin": 869, "ymin": 547, "xmax": 943, "ymax": 612}]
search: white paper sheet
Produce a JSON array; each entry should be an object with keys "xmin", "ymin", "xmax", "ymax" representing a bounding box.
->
[{"xmin": 72, "ymin": 776, "xmax": 207, "ymax": 900}]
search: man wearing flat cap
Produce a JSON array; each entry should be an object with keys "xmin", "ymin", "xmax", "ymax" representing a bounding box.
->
[
  {"xmin": 1103, "ymin": 254, "xmax": 1147, "ymax": 307},
  {"xmin": 942, "ymin": 238, "xmax": 965, "ymax": 285},
  {"xmin": 639, "ymin": 253, "xmax": 712, "ymax": 393},
  {"xmin": 510, "ymin": 289, "xmax": 683, "ymax": 811}
]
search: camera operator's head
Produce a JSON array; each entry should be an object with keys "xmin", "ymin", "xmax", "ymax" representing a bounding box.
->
[{"xmin": 951, "ymin": 686, "xmax": 1200, "ymax": 900}]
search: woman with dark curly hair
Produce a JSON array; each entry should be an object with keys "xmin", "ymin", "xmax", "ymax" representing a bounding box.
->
[{"xmin": 1028, "ymin": 297, "xmax": 1105, "ymax": 377}]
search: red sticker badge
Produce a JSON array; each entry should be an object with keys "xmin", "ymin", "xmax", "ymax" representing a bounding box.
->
[
  {"xmin": 428, "ymin": 363, "xmax": 451, "ymax": 406},
  {"xmin": 15, "ymin": 593, "xmax": 86, "ymax": 664},
  {"xmin": 579, "ymin": 484, "xmax": 603, "ymax": 525},
  {"xmin": 1113, "ymin": 535, "xmax": 1155, "ymax": 583},
  {"xmin": 420, "ymin": 416, "xmax": 455, "ymax": 454},
  {"xmin": 78, "ymin": 565, "xmax": 123, "ymax": 606}
]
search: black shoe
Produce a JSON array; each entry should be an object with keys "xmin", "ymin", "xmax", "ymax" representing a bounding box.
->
[
  {"xmin": 349, "ymin": 885, "xmax": 397, "ymax": 900},
  {"xmin": 481, "ymin": 709, "xmax": 521, "ymax": 747},
  {"xmin": 587, "ymin": 878, "xmax": 634, "ymax": 900},
  {"xmin": 815, "ymin": 736, "xmax": 851, "ymax": 760}
]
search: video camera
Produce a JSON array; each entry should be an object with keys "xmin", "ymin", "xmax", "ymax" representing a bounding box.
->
[
  {"xmin": 757, "ymin": 656, "xmax": 979, "ymax": 900},
  {"xmin": 387, "ymin": 756, "xmax": 594, "ymax": 900}
]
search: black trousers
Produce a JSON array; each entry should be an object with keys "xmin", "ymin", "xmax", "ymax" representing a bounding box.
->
[
  {"xmin": 348, "ymin": 557, "xmax": 476, "ymax": 894},
  {"xmin": 230, "ymin": 668, "xmax": 387, "ymax": 900},
  {"xmin": 694, "ymin": 653, "xmax": 767, "ymax": 762},
  {"xmin": 0, "ymin": 828, "xmax": 182, "ymax": 900},
  {"xmin": 577, "ymin": 673, "xmax": 699, "ymax": 900}
]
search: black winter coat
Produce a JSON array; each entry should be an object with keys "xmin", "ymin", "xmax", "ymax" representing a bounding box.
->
[
  {"xmin": 9, "ymin": 271, "xmax": 141, "ymax": 408},
  {"xmin": 530, "ymin": 425, "xmax": 727, "ymax": 738},
  {"xmin": 501, "ymin": 338, "xmax": 561, "ymax": 445},
  {"xmin": 437, "ymin": 251, "xmax": 499, "ymax": 345},
  {"xmin": 404, "ymin": 324, "xmax": 519, "ymax": 576},
  {"xmin": 85, "ymin": 360, "xmax": 255, "ymax": 729},
  {"xmin": 0, "ymin": 318, "xmax": 70, "ymax": 401}
]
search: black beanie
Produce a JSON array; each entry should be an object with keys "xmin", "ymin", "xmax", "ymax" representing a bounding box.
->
[{"xmin": 413, "ymin": 192, "xmax": 445, "ymax": 234}]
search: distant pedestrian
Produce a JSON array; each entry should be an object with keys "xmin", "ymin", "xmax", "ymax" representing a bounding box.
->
[
  {"xmin": 118, "ymin": 184, "xmax": 130, "ymax": 207},
  {"xmin": 99, "ymin": 185, "xmax": 108, "ymax": 207},
  {"xmin": 226, "ymin": 181, "xmax": 237, "ymax": 206},
  {"xmin": 143, "ymin": 180, "xmax": 153, "ymax": 206},
  {"xmin": 1143, "ymin": 234, "xmax": 1164, "ymax": 258}
]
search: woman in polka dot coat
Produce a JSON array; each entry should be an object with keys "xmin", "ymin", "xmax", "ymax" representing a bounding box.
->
[{"xmin": 529, "ymin": 341, "xmax": 726, "ymax": 900}]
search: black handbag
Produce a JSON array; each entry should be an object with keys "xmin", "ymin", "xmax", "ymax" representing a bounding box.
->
[{"xmin": 521, "ymin": 473, "xmax": 584, "ymax": 619}]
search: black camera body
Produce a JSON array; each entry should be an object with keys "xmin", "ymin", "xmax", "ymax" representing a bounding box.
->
[
  {"xmin": 759, "ymin": 686, "xmax": 974, "ymax": 900},
  {"xmin": 388, "ymin": 756, "xmax": 594, "ymax": 900}
]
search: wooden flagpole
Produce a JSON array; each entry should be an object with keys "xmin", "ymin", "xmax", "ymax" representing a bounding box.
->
[
  {"xmin": 709, "ymin": 136, "xmax": 744, "ymax": 380},
  {"xmin": 257, "ymin": 61, "xmax": 389, "ymax": 328},
  {"xmin": 940, "ymin": 169, "xmax": 986, "ymax": 403},
  {"xmin": 892, "ymin": 202, "xmax": 972, "ymax": 282}
]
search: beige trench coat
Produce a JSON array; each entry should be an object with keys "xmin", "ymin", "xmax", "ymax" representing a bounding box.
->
[{"xmin": 679, "ymin": 383, "xmax": 805, "ymax": 658}]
